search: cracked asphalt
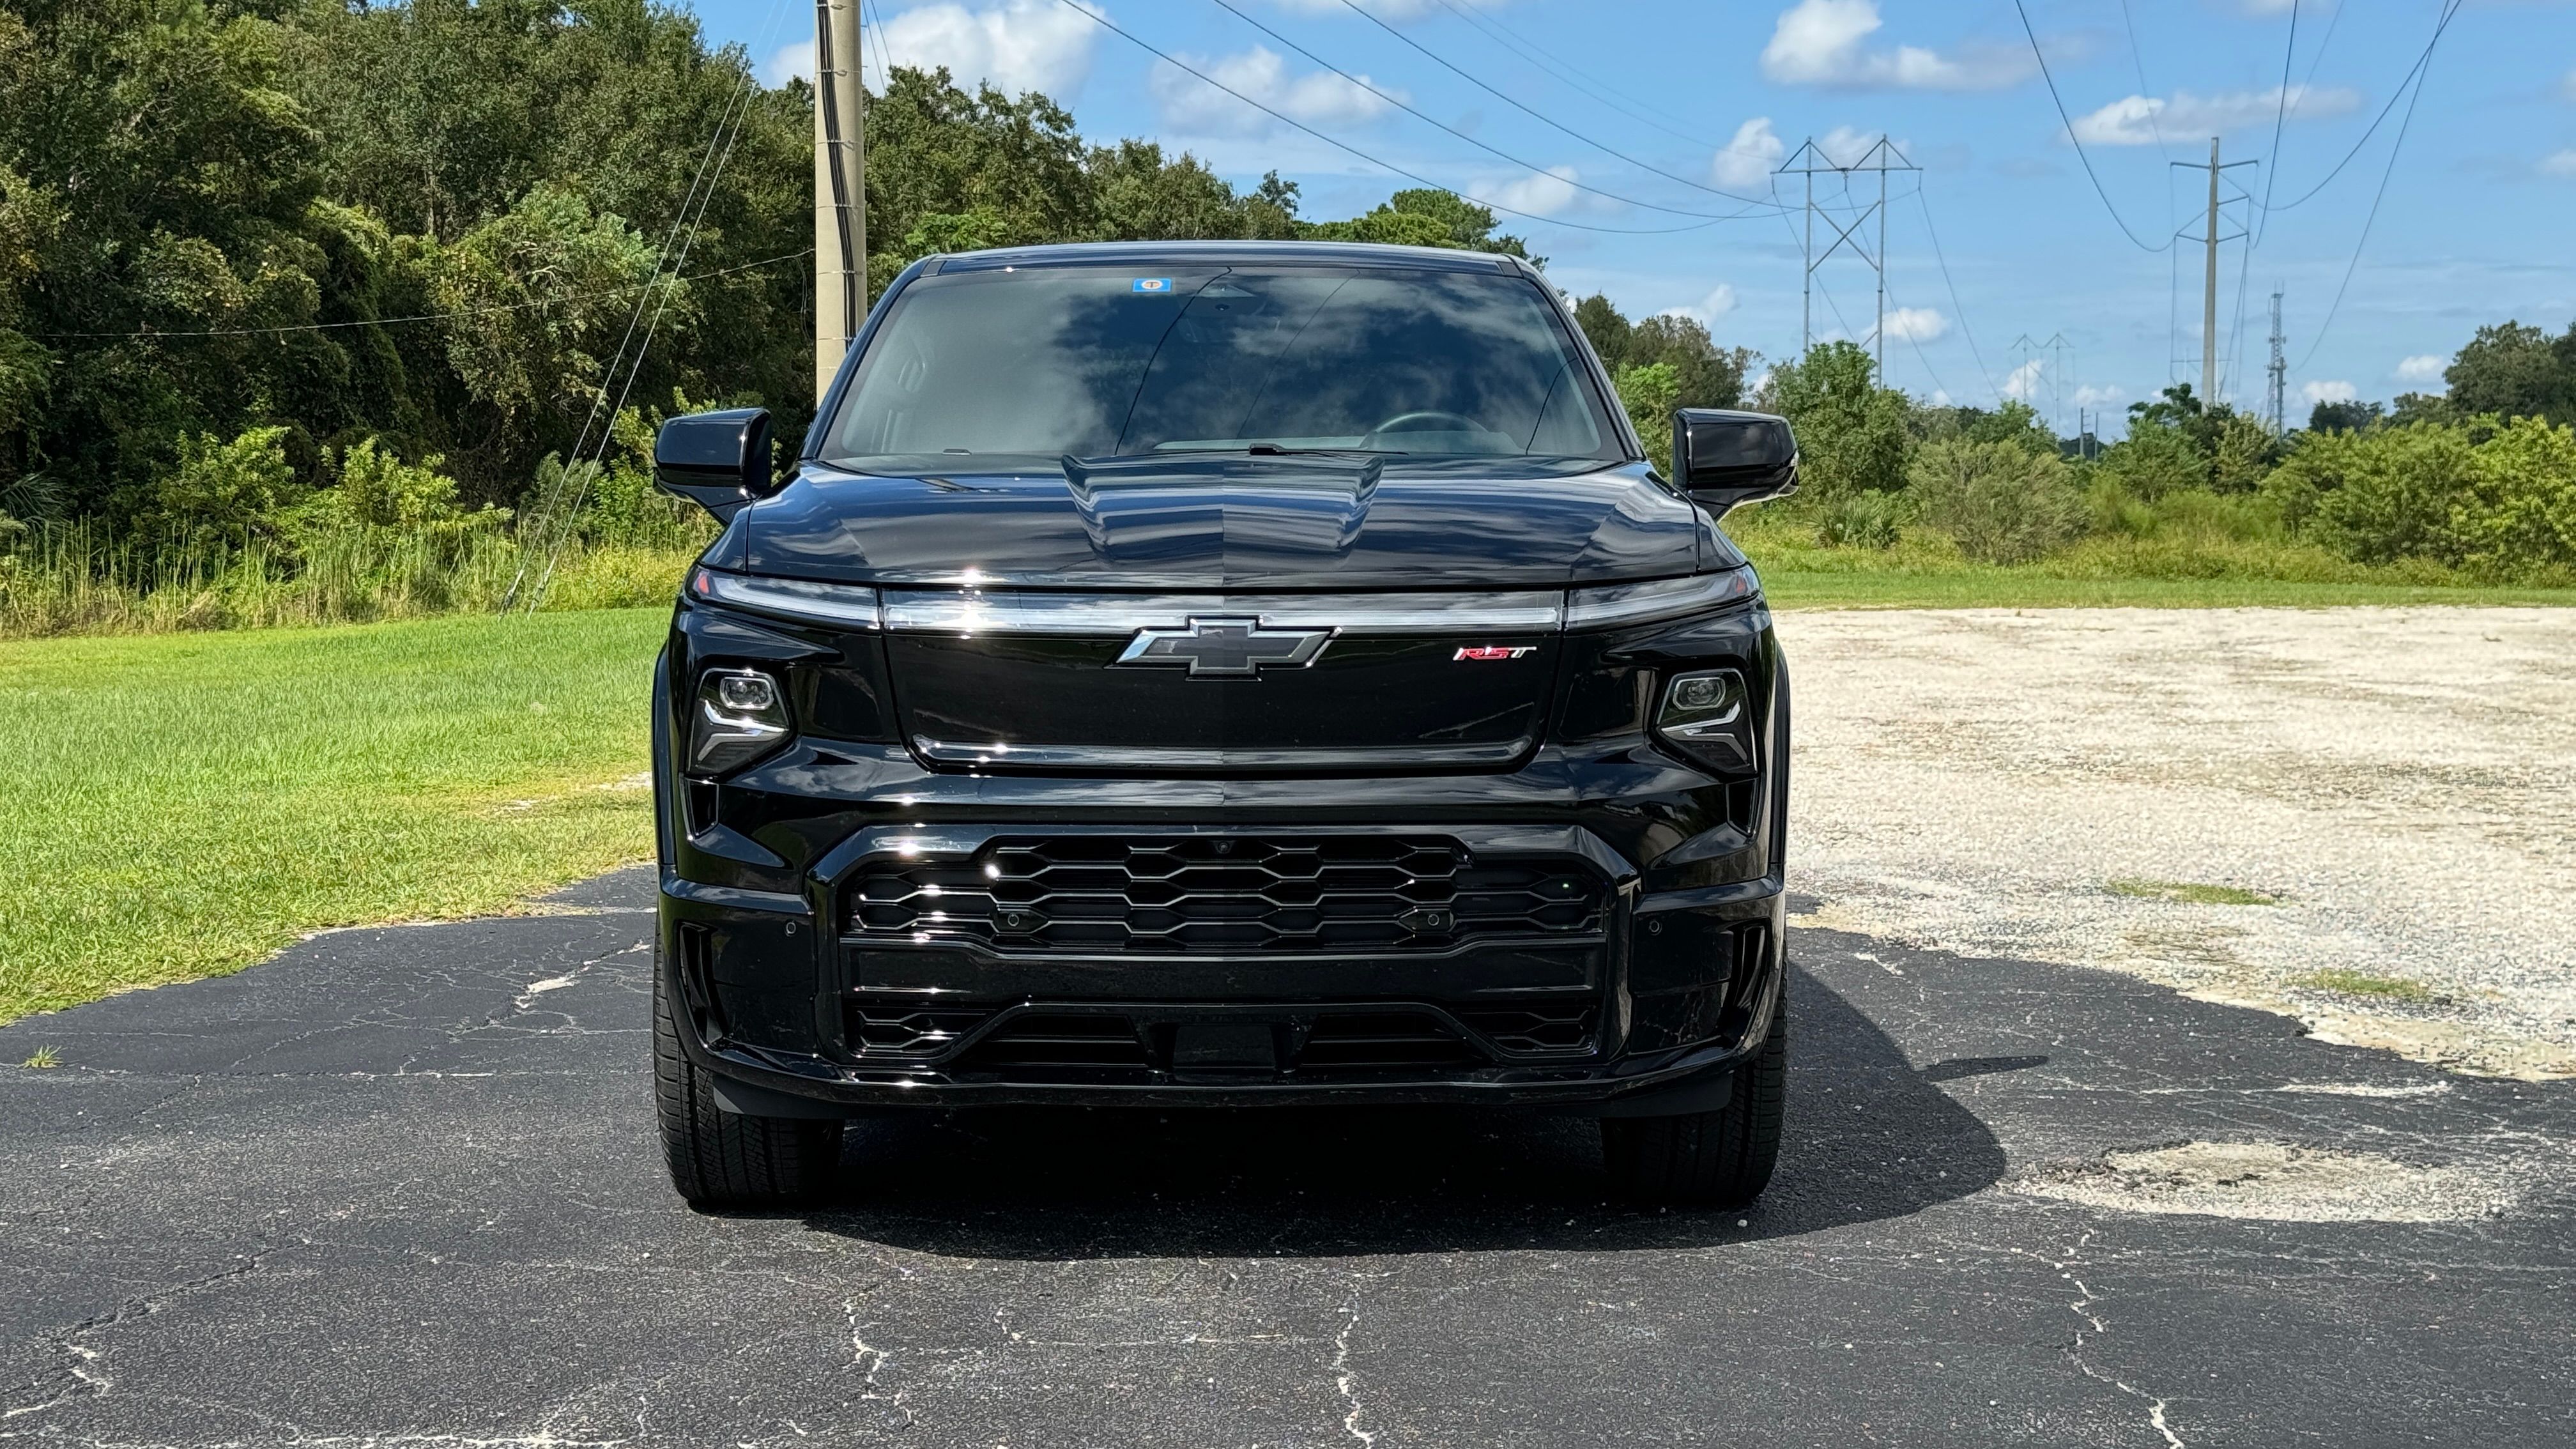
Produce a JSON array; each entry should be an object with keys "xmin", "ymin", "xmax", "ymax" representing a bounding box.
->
[{"xmin": 4, "ymin": 867, "xmax": 2573, "ymax": 1447}]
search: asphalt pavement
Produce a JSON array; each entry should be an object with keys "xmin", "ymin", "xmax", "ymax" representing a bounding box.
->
[{"xmin": 3, "ymin": 866, "xmax": 2570, "ymax": 1447}]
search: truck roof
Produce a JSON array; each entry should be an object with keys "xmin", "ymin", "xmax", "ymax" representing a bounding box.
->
[{"xmin": 927, "ymin": 239, "xmax": 1530, "ymax": 276}]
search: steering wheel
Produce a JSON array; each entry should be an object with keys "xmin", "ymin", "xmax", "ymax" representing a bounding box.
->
[{"xmin": 1366, "ymin": 410, "xmax": 1485, "ymax": 438}]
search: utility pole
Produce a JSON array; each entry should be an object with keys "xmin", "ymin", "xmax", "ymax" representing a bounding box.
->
[
  {"xmin": 2266, "ymin": 286, "xmax": 2288, "ymax": 433},
  {"xmin": 1777, "ymin": 136, "xmax": 1917, "ymax": 374},
  {"xmin": 813, "ymin": 0, "xmax": 866, "ymax": 404},
  {"xmin": 2171, "ymin": 138, "xmax": 2254, "ymax": 406},
  {"xmin": 2044, "ymin": 332, "xmax": 2071, "ymax": 435}
]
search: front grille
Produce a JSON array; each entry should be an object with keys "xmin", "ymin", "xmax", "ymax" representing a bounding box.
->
[{"xmin": 846, "ymin": 834, "xmax": 1604, "ymax": 954}]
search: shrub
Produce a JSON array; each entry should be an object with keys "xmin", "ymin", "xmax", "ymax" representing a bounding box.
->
[
  {"xmin": 1814, "ymin": 488, "xmax": 1905, "ymax": 550},
  {"xmin": 1908, "ymin": 436, "xmax": 2087, "ymax": 564},
  {"xmin": 291, "ymin": 438, "xmax": 502, "ymax": 541},
  {"xmin": 130, "ymin": 426, "xmax": 303, "ymax": 555},
  {"xmin": 1614, "ymin": 362, "xmax": 1681, "ymax": 473},
  {"xmin": 2453, "ymin": 414, "xmax": 2576, "ymax": 577},
  {"xmin": 2263, "ymin": 422, "xmax": 2476, "ymax": 565},
  {"xmin": 1763, "ymin": 341, "xmax": 1910, "ymax": 504},
  {"xmin": 2096, "ymin": 424, "xmax": 2204, "ymax": 500}
]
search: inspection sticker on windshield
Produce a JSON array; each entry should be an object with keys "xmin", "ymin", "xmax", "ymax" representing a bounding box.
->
[{"xmin": 1131, "ymin": 277, "xmax": 1173, "ymax": 293}]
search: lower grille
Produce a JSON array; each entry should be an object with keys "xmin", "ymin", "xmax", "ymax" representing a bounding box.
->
[
  {"xmin": 844, "ymin": 1000, "xmax": 1000, "ymax": 1059},
  {"xmin": 955, "ymin": 1012, "xmax": 1151, "ymax": 1072},
  {"xmin": 846, "ymin": 833, "xmax": 1605, "ymax": 955},
  {"xmin": 1457, "ymin": 1003, "xmax": 1599, "ymax": 1056},
  {"xmin": 1298, "ymin": 1011, "xmax": 1483, "ymax": 1071}
]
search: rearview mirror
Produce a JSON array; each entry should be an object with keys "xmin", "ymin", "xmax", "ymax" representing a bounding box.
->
[
  {"xmin": 655, "ymin": 408, "xmax": 776, "ymax": 522},
  {"xmin": 1671, "ymin": 409, "xmax": 1797, "ymax": 517}
]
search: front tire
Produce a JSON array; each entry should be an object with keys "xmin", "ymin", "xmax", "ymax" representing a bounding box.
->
[
  {"xmin": 1601, "ymin": 999, "xmax": 1786, "ymax": 1208},
  {"xmin": 652, "ymin": 960, "xmax": 842, "ymax": 1209}
]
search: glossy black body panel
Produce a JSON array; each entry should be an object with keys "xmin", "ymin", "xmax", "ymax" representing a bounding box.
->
[
  {"xmin": 651, "ymin": 241, "xmax": 1788, "ymax": 1114},
  {"xmin": 739, "ymin": 456, "xmax": 1724, "ymax": 589}
]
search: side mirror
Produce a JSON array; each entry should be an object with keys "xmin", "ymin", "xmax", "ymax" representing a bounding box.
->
[
  {"xmin": 655, "ymin": 408, "xmax": 776, "ymax": 521},
  {"xmin": 1671, "ymin": 409, "xmax": 1798, "ymax": 517}
]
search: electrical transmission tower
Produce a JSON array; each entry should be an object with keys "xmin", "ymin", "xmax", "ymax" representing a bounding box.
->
[
  {"xmin": 2172, "ymin": 138, "xmax": 2256, "ymax": 404},
  {"xmin": 1777, "ymin": 136, "xmax": 1919, "ymax": 377},
  {"xmin": 2266, "ymin": 288, "xmax": 2288, "ymax": 433}
]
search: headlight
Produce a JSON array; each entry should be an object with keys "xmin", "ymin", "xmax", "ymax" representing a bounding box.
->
[
  {"xmin": 1654, "ymin": 668, "xmax": 1752, "ymax": 773},
  {"xmin": 692, "ymin": 668, "xmax": 793, "ymax": 775},
  {"xmin": 688, "ymin": 567, "xmax": 881, "ymax": 629},
  {"xmin": 1565, "ymin": 565, "xmax": 1758, "ymax": 629}
]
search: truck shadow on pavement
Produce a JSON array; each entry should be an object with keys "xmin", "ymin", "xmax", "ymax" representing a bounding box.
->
[{"xmin": 805, "ymin": 963, "xmax": 2006, "ymax": 1259}]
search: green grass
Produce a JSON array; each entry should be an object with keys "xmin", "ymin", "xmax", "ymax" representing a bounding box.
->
[
  {"xmin": 2297, "ymin": 969, "xmax": 2437, "ymax": 1002},
  {"xmin": 0, "ymin": 609, "xmax": 670, "ymax": 1023},
  {"xmin": 1760, "ymin": 569, "xmax": 2576, "ymax": 610},
  {"xmin": 2108, "ymin": 878, "xmax": 2281, "ymax": 907},
  {"xmin": 1735, "ymin": 518, "xmax": 2576, "ymax": 610},
  {"xmin": 20, "ymin": 1046, "xmax": 59, "ymax": 1068}
]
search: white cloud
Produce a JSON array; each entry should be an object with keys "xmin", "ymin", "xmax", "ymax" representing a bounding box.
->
[
  {"xmin": 2074, "ymin": 383, "xmax": 2125, "ymax": 408},
  {"xmin": 1470, "ymin": 165, "xmax": 1583, "ymax": 218},
  {"xmin": 763, "ymin": 39, "xmax": 815, "ymax": 86},
  {"xmin": 1747, "ymin": 369, "xmax": 1775, "ymax": 399},
  {"xmin": 1760, "ymin": 0, "xmax": 2032, "ymax": 91},
  {"xmin": 2541, "ymin": 150, "xmax": 2576, "ymax": 178},
  {"xmin": 2001, "ymin": 359, "xmax": 2046, "ymax": 401},
  {"xmin": 1883, "ymin": 306, "xmax": 1947, "ymax": 342},
  {"xmin": 2302, "ymin": 379, "xmax": 2358, "ymax": 405},
  {"xmin": 2395, "ymin": 354, "xmax": 2447, "ymax": 387},
  {"xmin": 1929, "ymin": 387, "xmax": 1953, "ymax": 407},
  {"xmin": 1151, "ymin": 45, "xmax": 1400, "ymax": 134},
  {"xmin": 1659, "ymin": 285, "xmax": 1740, "ymax": 325},
  {"xmin": 2069, "ymin": 86, "xmax": 2359, "ymax": 146},
  {"xmin": 875, "ymin": 0, "xmax": 1103, "ymax": 98},
  {"xmin": 1710, "ymin": 118, "xmax": 1786, "ymax": 189}
]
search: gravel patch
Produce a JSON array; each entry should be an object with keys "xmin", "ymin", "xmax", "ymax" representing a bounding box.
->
[
  {"xmin": 1781, "ymin": 606, "xmax": 2576, "ymax": 1078},
  {"xmin": 2011, "ymin": 1140, "xmax": 2517, "ymax": 1222}
]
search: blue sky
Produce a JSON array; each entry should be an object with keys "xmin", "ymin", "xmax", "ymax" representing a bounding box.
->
[{"xmin": 685, "ymin": 0, "xmax": 2574, "ymax": 435}]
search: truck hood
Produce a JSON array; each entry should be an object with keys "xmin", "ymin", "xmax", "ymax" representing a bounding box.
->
[{"xmin": 735, "ymin": 454, "xmax": 1718, "ymax": 588}]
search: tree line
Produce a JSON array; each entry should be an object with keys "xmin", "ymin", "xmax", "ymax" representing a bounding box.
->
[
  {"xmin": 0, "ymin": 0, "xmax": 1589, "ymax": 553},
  {"xmin": 0, "ymin": 0, "xmax": 2567, "ymax": 604}
]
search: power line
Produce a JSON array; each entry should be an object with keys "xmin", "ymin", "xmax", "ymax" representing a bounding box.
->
[
  {"xmin": 2296, "ymin": 7, "xmax": 2444, "ymax": 372},
  {"xmin": 2267, "ymin": 0, "xmax": 2462, "ymax": 214},
  {"xmin": 1332, "ymin": 0, "xmax": 1781, "ymax": 210},
  {"xmin": 2011, "ymin": 0, "xmax": 2172, "ymax": 253},
  {"xmin": 1050, "ymin": 0, "xmax": 1722, "ymax": 236},
  {"xmin": 2115, "ymin": 0, "xmax": 2174, "ymax": 166},
  {"xmin": 511, "ymin": 0, "xmax": 792, "ymax": 610},
  {"xmin": 1912, "ymin": 186, "xmax": 2000, "ymax": 403},
  {"xmin": 1196, "ymin": 0, "xmax": 1770, "ymax": 222},
  {"xmin": 2251, "ymin": 0, "xmax": 2296, "ymax": 248},
  {"xmin": 35, "ymin": 251, "xmax": 813, "ymax": 341},
  {"xmin": 1427, "ymin": 0, "xmax": 1725, "ymax": 154}
]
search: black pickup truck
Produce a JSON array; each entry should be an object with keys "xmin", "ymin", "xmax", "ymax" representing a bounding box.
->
[{"xmin": 648, "ymin": 241, "xmax": 1796, "ymax": 1209}]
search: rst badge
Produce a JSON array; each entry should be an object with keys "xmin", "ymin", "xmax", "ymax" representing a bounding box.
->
[
  {"xmin": 1114, "ymin": 618, "xmax": 1335, "ymax": 678},
  {"xmin": 1454, "ymin": 645, "xmax": 1537, "ymax": 661}
]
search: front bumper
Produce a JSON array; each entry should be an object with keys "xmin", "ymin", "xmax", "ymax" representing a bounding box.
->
[{"xmin": 657, "ymin": 818, "xmax": 1785, "ymax": 1116}]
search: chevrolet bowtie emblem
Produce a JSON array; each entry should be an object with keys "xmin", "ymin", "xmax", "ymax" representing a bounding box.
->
[{"xmin": 1112, "ymin": 618, "xmax": 1335, "ymax": 678}]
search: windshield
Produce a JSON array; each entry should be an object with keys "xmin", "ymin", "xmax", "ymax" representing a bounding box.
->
[{"xmin": 821, "ymin": 264, "xmax": 1621, "ymax": 465}]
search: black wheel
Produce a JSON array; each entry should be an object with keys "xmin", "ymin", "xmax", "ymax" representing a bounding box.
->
[
  {"xmin": 1601, "ymin": 999, "xmax": 1786, "ymax": 1208},
  {"xmin": 652, "ymin": 960, "xmax": 842, "ymax": 1209}
]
